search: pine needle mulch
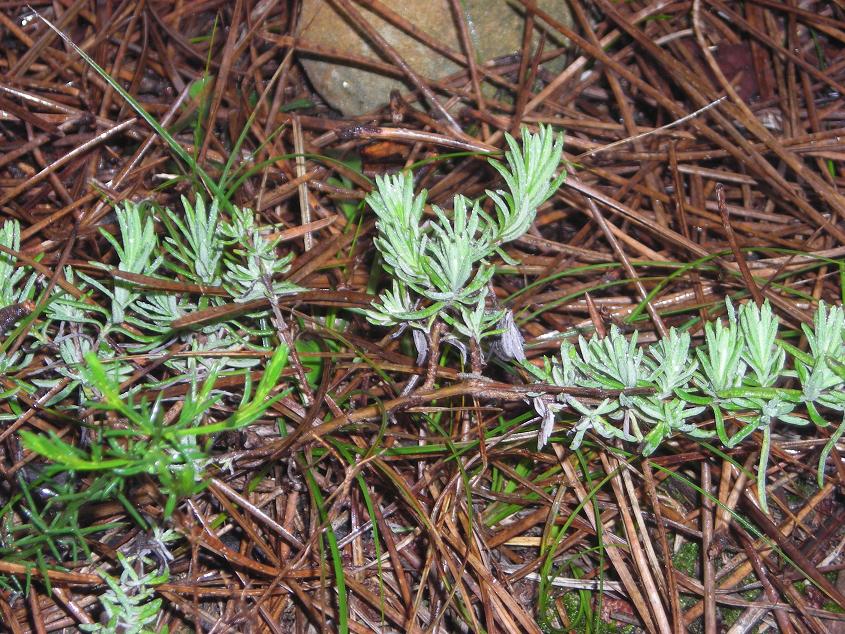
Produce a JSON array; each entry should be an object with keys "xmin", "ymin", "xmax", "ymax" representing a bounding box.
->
[{"xmin": 1, "ymin": 1, "xmax": 845, "ymax": 632}]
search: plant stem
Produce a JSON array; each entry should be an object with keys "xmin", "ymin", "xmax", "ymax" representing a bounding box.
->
[
  {"xmin": 421, "ymin": 321, "xmax": 444, "ymax": 391},
  {"xmin": 263, "ymin": 274, "xmax": 312, "ymax": 406}
]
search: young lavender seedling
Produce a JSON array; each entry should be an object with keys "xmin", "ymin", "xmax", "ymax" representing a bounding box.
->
[
  {"xmin": 533, "ymin": 298, "xmax": 845, "ymax": 512},
  {"xmin": 364, "ymin": 125, "xmax": 565, "ymax": 371}
]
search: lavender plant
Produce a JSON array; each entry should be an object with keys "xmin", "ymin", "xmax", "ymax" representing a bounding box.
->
[
  {"xmin": 52, "ymin": 196, "xmax": 288, "ymax": 376},
  {"xmin": 531, "ymin": 299, "xmax": 845, "ymax": 512},
  {"xmin": 79, "ymin": 202, "xmax": 163, "ymax": 326},
  {"xmin": 161, "ymin": 195, "xmax": 223, "ymax": 286},
  {"xmin": 0, "ymin": 219, "xmax": 36, "ymax": 308},
  {"xmin": 81, "ymin": 547, "xmax": 173, "ymax": 634},
  {"xmin": 364, "ymin": 125, "xmax": 565, "ymax": 367},
  {"xmin": 1, "ymin": 196, "xmax": 299, "ymax": 592},
  {"xmin": 0, "ymin": 219, "xmax": 38, "ymax": 376},
  {"xmin": 218, "ymin": 206, "xmax": 302, "ymax": 302},
  {"xmin": 362, "ymin": 128, "xmax": 845, "ymax": 512}
]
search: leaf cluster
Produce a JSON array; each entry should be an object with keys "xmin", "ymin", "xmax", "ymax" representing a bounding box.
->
[
  {"xmin": 7, "ymin": 195, "xmax": 300, "ymax": 402},
  {"xmin": 0, "ymin": 203, "xmax": 298, "ymax": 577},
  {"xmin": 532, "ymin": 299, "xmax": 845, "ymax": 511},
  {"xmin": 81, "ymin": 547, "xmax": 174, "ymax": 634},
  {"xmin": 365, "ymin": 126, "xmax": 565, "ymax": 356},
  {"xmin": 21, "ymin": 344, "xmax": 291, "ymax": 519}
]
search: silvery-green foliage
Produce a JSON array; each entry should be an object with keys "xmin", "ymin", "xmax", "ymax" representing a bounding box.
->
[
  {"xmin": 32, "ymin": 268, "xmax": 106, "ymax": 402},
  {"xmin": 646, "ymin": 328, "xmax": 696, "ymax": 398},
  {"xmin": 80, "ymin": 552, "xmax": 168, "ymax": 634},
  {"xmin": 695, "ymin": 298, "xmax": 746, "ymax": 394},
  {"xmin": 81, "ymin": 202, "xmax": 163, "ymax": 325},
  {"xmin": 441, "ymin": 291, "xmax": 503, "ymax": 343},
  {"xmin": 819, "ymin": 415, "xmax": 845, "ymax": 487},
  {"xmin": 519, "ymin": 350, "xmax": 557, "ymax": 385},
  {"xmin": 105, "ymin": 203, "xmax": 163, "ymax": 322},
  {"xmin": 794, "ymin": 304, "xmax": 845, "ymax": 491},
  {"xmin": 421, "ymin": 236, "xmax": 492, "ymax": 304},
  {"xmin": 162, "ymin": 196, "xmax": 222, "ymax": 285},
  {"xmin": 32, "ymin": 331, "xmax": 98, "ymax": 406},
  {"xmin": 532, "ymin": 297, "xmax": 845, "ymax": 512},
  {"xmin": 130, "ymin": 292, "xmax": 193, "ymax": 333},
  {"xmin": 0, "ymin": 219, "xmax": 23, "ymax": 305},
  {"xmin": 159, "ymin": 330, "xmax": 262, "ymax": 380},
  {"xmin": 693, "ymin": 301, "xmax": 788, "ymax": 451},
  {"xmin": 729, "ymin": 302, "xmax": 800, "ymax": 510},
  {"xmin": 366, "ymin": 127, "xmax": 565, "ymax": 351},
  {"xmin": 805, "ymin": 301, "xmax": 845, "ymax": 362},
  {"xmin": 218, "ymin": 207, "xmax": 300, "ymax": 302},
  {"xmin": 370, "ymin": 184, "xmax": 495, "ymax": 305},
  {"xmin": 552, "ymin": 341, "xmax": 583, "ymax": 387},
  {"xmin": 0, "ymin": 219, "xmax": 37, "ymax": 374},
  {"xmin": 733, "ymin": 395, "xmax": 800, "ymax": 429},
  {"xmin": 56, "ymin": 333, "xmax": 95, "ymax": 382},
  {"xmin": 0, "ymin": 219, "xmax": 36, "ymax": 306},
  {"xmin": 633, "ymin": 397, "xmax": 708, "ymax": 456},
  {"xmin": 364, "ymin": 280, "xmax": 439, "ymax": 327},
  {"xmin": 368, "ymin": 172, "xmax": 429, "ymax": 289},
  {"xmin": 797, "ymin": 302, "xmax": 845, "ymax": 403},
  {"xmin": 0, "ymin": 349, "xmax": 20, "ymax": 375},
  {"xmin": 566, "ymin": 396, "xmax": 630, "ymax": 449},
  {"xmin": 434, "ymin": 195, "xmax": 494, "ymax": 262},
  {"xmin": 739, "ymin": 300, "xmax": 784, "ymax": 388},
  {"xmin": 45, "ymin": 267, "xmax": 107, "ymax": 327},
  {"xmin": 576, "ymin": 325, "xmax": 644, "ymax": 391},
  {"xmin": 422, "ymin": 196, "xmax": 495, "ymax": 303},
  {"xmin": 218, "ymin": 201, "xmax": 256, "ymax": 240},
  {"xmin": 52, "ymin": 337, "xmax": 134, "ymax": 398},
  {"xmin": 486, "ymin": 125, "xmax": 566, "ymax": 245}
]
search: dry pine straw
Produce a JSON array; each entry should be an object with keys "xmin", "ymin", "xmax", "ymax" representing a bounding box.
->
[{"xmin": 1, "ymin": 1, "xmax": 845, "ymax": 632}]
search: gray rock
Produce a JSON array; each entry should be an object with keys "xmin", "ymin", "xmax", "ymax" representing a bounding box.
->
[{"xmin": 298, "ymin": 0, "xmax": 572, "ymax": 116}]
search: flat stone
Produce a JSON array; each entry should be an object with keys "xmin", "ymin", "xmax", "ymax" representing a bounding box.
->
[{"xmin": 299, "ymin": 0, "xmax": 572, "ymax": 116}]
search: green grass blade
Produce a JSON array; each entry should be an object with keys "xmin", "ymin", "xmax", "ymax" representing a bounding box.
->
[{"xmin": 303, "ymin": 467, "xmax": 349, "ymax": 634}]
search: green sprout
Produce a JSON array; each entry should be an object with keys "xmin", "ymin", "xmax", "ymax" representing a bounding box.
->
[
  {"xmin": 364, "ymin": 125, "xmax": 565, "ymax": 367},
  {"xmin": 81, "ymin": 545, "xmax": 175, "ymax": 634},
  {"xmin": 218, "ymin": 206, "xmax": 302, "ymax": 302},
  {"xmin": 532, "ymin": 298, "xmax": 845, "ymax": 512},
  {"xmin": 80, "ymin": 202, "xmax": 163, "ymax": 325}
]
